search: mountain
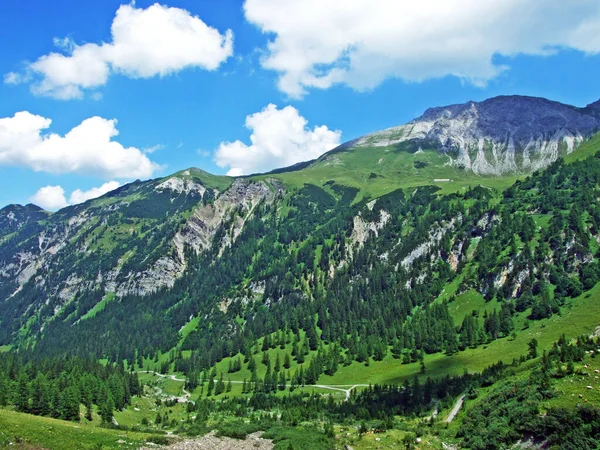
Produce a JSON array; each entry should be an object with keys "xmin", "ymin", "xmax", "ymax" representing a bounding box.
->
[
  {"xmin": 1, "ymin": 94, "xmax": 599, "ymax": 351},
  {"xmin": 349, "ymin": 95, "xmax": 600, "ymax": 175},
  {"xmin": 2, "ymin": 94, "xmax": 600, "ymax": 448},
  {"xmin": 0, "ymin": 203, "xmax": 48, "ymax": 237}
]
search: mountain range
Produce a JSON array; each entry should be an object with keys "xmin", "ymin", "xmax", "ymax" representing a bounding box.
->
[
  {"xmin": 2, "ymin": 94, "xmax": 600, "ymax": 448},
  {"xmin": 1, "ymin": 94, "xmax": 600, "ymax": 347}
]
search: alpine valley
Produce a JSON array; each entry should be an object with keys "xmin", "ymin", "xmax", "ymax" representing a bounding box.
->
[{"xmin": 2, "ymin": 95, "xmax": 600, "ymax": 449}]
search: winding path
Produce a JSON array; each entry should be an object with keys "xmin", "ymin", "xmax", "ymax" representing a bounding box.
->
[
  {"xmin": 140, "ymin": 371, "xmax": 192, "ymax": 403},
  {"xmin": 138, "ymin": 371, "xmax": 368, "ymax": 402},
  {"xmin": 444, "ymin": 394, "xmax": 465, "ymax": 423}
]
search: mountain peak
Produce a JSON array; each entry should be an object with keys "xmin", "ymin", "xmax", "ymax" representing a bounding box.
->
[
  {"xmin": 349, "ymin": 94, "xmax": 600, "ymax": 176},
  {"xmin": 0, "ymin": 203, "xmax": 44, "ymax": 213},
  {"xmin": 0, "ymin": 203, "xmax": 48, "ymax": 237}
]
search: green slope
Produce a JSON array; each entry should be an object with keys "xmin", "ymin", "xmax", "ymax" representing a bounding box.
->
[
  {"xmin": 253, "ymin": 143, "xmax": 520, "ymax": 199},
  {"xmin": 0, "ymin": 409, "xmax": 159, "ymax": 450}
]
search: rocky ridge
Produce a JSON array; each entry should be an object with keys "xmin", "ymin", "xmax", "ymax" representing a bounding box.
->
[
  {"xmin": 0, "ymin": 175, "xmax": 283, "ymax": 322},
  {"xmin": 352, "ymin": 95, "xmax": 600, "ymax": 175}
]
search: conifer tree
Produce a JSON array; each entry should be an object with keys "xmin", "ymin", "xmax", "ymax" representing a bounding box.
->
[{"xmin": 15, "ymin": 374, "xmax": 30, "ymax": 413}]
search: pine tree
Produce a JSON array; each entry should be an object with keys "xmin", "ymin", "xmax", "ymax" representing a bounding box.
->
[
  {"xmin": 248, "ymin": 356, "xmax": 256, "ymax": 372},
  {"xmin": 528, "ymin": 338, "xmax": 539, "ymax": 359},
  {"xmin": 100, "ymin": 395, "xmax": 115, "ymax": 424},
  {"xmin": 278, "ymin": 371, "xmax": 286, "ymax": 391},
  {"xmin": 262, "ymin": 351, "xmax": 271, "ymax": 368},
  {"xmin": 262, "ymin": 334, "xmax": 271, "ymax": 351},
  {"xmin": 30, "ymin": 374, "xmax": 50, "ymax": 416},
  {"xmin": 0, "ymin": 377, "xmax": 7, "ymax": 407},
  {"xmin": 15, "ymin": 374, "xmax": 30, "ymax": 413},
  {"xmin": 60, "ymin": 386, "xmax": 80, "ymax": 421},
  {"xmin": 215, "ymin": 373, "xmax": 225, "ymax": 396},
  {"xmin": 49, "ymin": 384, "xmax": 61, "ymax": 418}
]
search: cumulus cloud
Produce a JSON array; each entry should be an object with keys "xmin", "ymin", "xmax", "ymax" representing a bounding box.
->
[
  {"xmin": 69, "ymin": 181, "xmax": 121, "ymax": 204},
  {"xmin": 0, "ymin": 111, "xmax": 160, "ymax": 178},
  {"xmin": 9, "ymin": 3, "xmax": 233, "ymax": 99},
  {"xmin": 30, "ymin": 185, "xmax": 69, "ymax": 211},
  {"xmin": 142, "ymin": 144, "xmax": 164, "ymax": 154},
  {"xmin": 4, "ymin": 72, "xmax": 26, "ymax": 85},
  {"xmin": 214, "ymin": 104, "xmax": 341, "ymax": 176},
  {"xmin": 244, "ymin": 0, "xmax": 600, "ymax": 97},
  {"xmin": 31, "ymin": 181, "xmax": 121, "ymax": 211}
]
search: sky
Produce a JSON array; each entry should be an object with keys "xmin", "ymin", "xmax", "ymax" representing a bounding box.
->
[{"xmin": 1, "ymin": 0, "xmax": 600, "ymax": 210}]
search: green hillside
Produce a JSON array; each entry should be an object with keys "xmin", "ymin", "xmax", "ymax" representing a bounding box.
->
[
  {"xmin": 2, "ymin": 125, "xmax": 600, "ymax": 449},
  {"xmin": 252, "ymin": 142, "xmax": 520, "ymax": 199},
  {"xmin": 0, "ymin": 409, "xmax": 158, "ymax": 450}
]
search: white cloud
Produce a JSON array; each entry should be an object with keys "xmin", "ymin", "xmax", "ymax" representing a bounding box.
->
[
  {"xmin": 9, "ymin": 3, "xmax": 233, "ymax": 99},
  {"xmin": 30, "ymin": 186, "xmax": 69, "ymax": 211},
  {"xmin": 214, "ymin": 104, "xmax": 341, "ymax": 176},
  {"xmin": 142, "ymin": 144, "xmax": 164, "ymax": 154},
  {"xmin": 4, "ymin": 72, "xmax": 26, "ymax": 85},
  {"xmin": 69, "ymin": 181, "xmax": 121, "ymax": 204},
  {"xmin": 244, "ymin": 0, "xmax": 600, "ymax": 97},
  {"xmin": 0, "ymin": 111, "xmax": 160, "ymax": 178},
  {"xmin": 31, "ymin": 181, "xmax": 121, "ymax": 211}
]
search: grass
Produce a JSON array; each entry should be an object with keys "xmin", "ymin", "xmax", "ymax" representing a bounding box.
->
[
  {"xmin": 137, "ymin": 373, "xmax": 184, "ymax": 397},
  {"xmin": 252, "ymin": 145, "xmax": 520, "ymax": 200},
  {"xmin": 0, "ymin": 409, "xmax": 154, "ymax": 450},
  {"xmin": 548, "ymin": 364, "xmax": 600, "ymax": 408},
  {"xmin": 137, "ymin": 352, "xmax": 172, "ymax": 372},
  {"xmin": 86, "ymin": 221, "xmax": 147, "ymax": 254},
  {"xmin": 7, "ymin": 275, "xmax": 597, "ymax": 448},
  {"xmin": 177, "ymin": 315, "xmax": 201, "ymax": 346},
  {"xmin": 442, "ymin": 289, "xmax": 499, "ymax": 325},
  {"xmin": 339, "ymin": 427, "xmax": 443, "ymax": 450},
  {"xmin": 174, "ymin": 280, "xmax": 600, "ymax": 398},
  {"xmin": 170, "ymin": 167, "xmax": 234, "ymax": 192},
  {"xmin": 262, "ymin": 425, "xmax": 333, "ymax": 450},
  {"xmin": 546, "ymin": 352, "xmax": 600, "ymax": 410},
  {"xmin": 319, "ymin": 282, "xmax": 600, "ymax": 387},
  {"xmin": 79, "ymin": 293, "xmax": 115, "ymax": 322},
  {"xmin": 564, "ymin": 131, "xmax": 600, "ymax": 163}
]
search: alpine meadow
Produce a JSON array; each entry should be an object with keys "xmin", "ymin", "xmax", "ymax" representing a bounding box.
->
[{"xmin": 2, "ymin": 1, "xmax": 600, "ymax": 449}]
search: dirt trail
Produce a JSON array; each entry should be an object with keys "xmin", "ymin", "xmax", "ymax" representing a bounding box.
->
[
  {"xmin": 312, "ymin": 384, "xmax": 370, "ymax": 401},
  {"xmin": 140, "ymin": 371, "xmax": 191, "ymax": 403},
  {"xmin": 140, "ymin": 371, "xmax": 369, "ymax": 402},
  {"xmin": 445, "ymin": 395, "xmax": 465, "ymax": 423}
]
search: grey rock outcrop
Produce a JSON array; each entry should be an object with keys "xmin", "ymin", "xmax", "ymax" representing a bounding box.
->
[
  {"xmin": 353, "ymin": 95, "xmax": 600, "ymax": 175},
  {"xmin": 0, "ymin": 174, "xmax": 285, "ymax": 320}
]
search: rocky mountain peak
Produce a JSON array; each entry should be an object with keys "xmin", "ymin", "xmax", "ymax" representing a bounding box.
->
[
  {"xmin": 418, "ymin": 95, "xmax": 599, "ymax": 141},
  {"xmin": 352, "ymin": 95, "xmax": 600, "ymax": 176},
  {"xmin": 0, "ymin": 203, "xmax": 47, "ymax": 237}
]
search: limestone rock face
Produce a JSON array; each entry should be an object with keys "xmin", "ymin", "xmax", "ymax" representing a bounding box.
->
[
  {"xmin": 0, "ymin": 174, "xmax": 284, "ymax": 320},
  {"xmin": 121, "ymin": 178, "xmax": 284, "ymax": 297},
  {"xmin": 353, "ymin": 95, "xmax": 600, "ymax": 175}
]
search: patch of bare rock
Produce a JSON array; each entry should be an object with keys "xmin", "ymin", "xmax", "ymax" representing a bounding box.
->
[{"xmin": 140, "ymin": 431, "xmax": 274, "ymax": 450}]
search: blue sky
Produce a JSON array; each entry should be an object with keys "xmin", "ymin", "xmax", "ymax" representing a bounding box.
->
[{"xmin": 1, "ymin": 0, "xmax": 600, "ymax": 209}]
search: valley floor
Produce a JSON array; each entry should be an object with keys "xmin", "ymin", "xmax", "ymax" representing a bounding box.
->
[{"xmin": 3, "ymin": 266, "xmax": 600, "ymax": 449}]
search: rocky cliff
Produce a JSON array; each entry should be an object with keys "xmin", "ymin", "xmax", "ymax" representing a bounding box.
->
[
  {"xmin": 0, "ymin": 173, "xmax": 283, "ymax": 330},
  {"xmin": 352, "ymin": 95, "xmax": 600, "ymax": 175}
]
